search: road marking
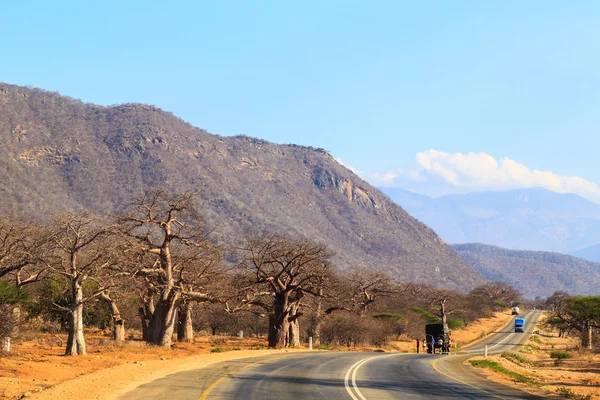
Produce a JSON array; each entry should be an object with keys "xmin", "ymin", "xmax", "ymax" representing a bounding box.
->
[
  {"xmin": 344, "ymin": 354, "xmax": 400, "ymax": 400},
  {"xmin": 460, "ymin": 311, "xmax": 538, "ymax": 354},
  {"xmin": 431, "ymin": 358, "xmax": 505, "ymax": 400},
  {"xmin": 198, "ymin": 355, "xmax": 296, "ymax": 400},
  {"xmin": 198, "ymin": 360, "xmax": 265, "ymax": 400}
]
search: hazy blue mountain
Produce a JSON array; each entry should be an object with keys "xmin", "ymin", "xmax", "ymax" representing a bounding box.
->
[
  {"xmin": 380, "ymin": 187, "xmax": 600, "ymax": 254},
  {"xmin": 452, "ymin": 243, "xmax": 600, "ymax": 298},
  {"xmin": 570, "ymin": 243, "xmax": 600, "ymax": 262}
]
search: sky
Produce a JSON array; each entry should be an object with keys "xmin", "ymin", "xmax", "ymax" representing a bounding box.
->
[{"xmin": 2, "ymin": 1, "xmax": 599, "ymax": 201}]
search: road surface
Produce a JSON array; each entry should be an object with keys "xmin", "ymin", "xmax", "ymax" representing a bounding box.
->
[{"xmin": 121, "ymin": 310, "xmax": 543, "ymax": 400}]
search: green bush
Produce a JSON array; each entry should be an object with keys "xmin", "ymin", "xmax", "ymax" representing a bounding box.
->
[
  {"xmin": 555, "ymin": 387, "xmax": 591, "ymax": 400},
  {"xmin": 529, "ymin": 335, "xmax": 542, "ymax": 344},
  {"xmin": 447, "ymin": 318, "xmax": 464, "ymax": 329},
  {"xmin": 502, "ymin": 351, "xmax": 532, "ymax": 365},
  {"xmin": 550, "ymin": 350, "xmax": 571, "ymax": 360},
  {"xmin": 469, "ymin": 360, "xmax": 536, "ymax": 385},
  {"xmin": 407, "ymin": 307, "xmax": 441, "ymax": 324},
  {"xmin": 550, "ymin": 350, "xmax": 571, "ymax": 366}
]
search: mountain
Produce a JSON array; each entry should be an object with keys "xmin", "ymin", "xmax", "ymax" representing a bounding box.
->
[
  {"xmin": 570, "ymin": 243, "xmax": 600, "ymax": 262},
  {"xmin": 0, "ymin": 82, "xmax": 484, "ymax": 291},
  {"xmin": 452, "ymin": 243, "xmax": 600, "ymax": 298},
  {"xmin": 381, "ymin": 187, "xmax": 600, "ymax": 254}
]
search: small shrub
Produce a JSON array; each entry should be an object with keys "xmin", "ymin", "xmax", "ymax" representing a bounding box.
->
[
  {"xmin": 550, "ymin": 350, "xmax": 571, "ymax": 366},
  {"xmin": 556, "ymin": 387, "xmax": 591, "ymax": 400},
  {"xmin": 502, "ymin": 351, "xmax": 532, "ymax": 365},
  {"xmin": 529, "ymin": 335, "xmax": 542, "ymax": 344},
  {"xmin": 210, "ymin": 347, "xmax": 224, "ymax": 353},
  {"xmin": 469, "ymin": 360, "xmax": 536, "ymax": 385}
]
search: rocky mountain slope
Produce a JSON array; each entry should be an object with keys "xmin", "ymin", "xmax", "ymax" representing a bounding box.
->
[
  {"xmin": 452, "ymin": 243, "xmax": 600, "ymax": 297},
  {"xmin": 0, "ymin": 83, "xmax": 484, "ymax": 291},
  {"xmin": 381, "ymin": 187, "xmax": 600, "ymax": 254}
]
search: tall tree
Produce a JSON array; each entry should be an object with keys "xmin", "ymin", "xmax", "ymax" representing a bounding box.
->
[
  {"xmin": 238, "ymin": 234, "xmax": 332, "ymax": 348},
  {"xmin": 41, "ymin": 213, "xmax": 117, "ymax": 355},
  {"xmin": 470, "ymin": 282, "xmax": 522, "ymax": 308},
  {"xmin": 118, "ymin": 189, "xmax": 221, "ymax": 347},
  {"xmin": 347, "ymin": 267, "xmax": 395, "ymax": 315},
  {"xmin": 546, "ymin": 295, "xmax": 600, "ymax": 349}
]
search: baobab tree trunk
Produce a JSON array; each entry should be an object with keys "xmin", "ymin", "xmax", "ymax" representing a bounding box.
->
[
  {"xmin": 440, "ymin": 299, "xmax": 447, "ymax": 325},
  {"xmin": 288, "ymin": 306, "xmax": 301, "ymax": 347},
  {"xmin": 11, "ymin": 305, "xmax": 20, "ymax": 337},
  {"xmin": 101, "ymin": 292, "xmax": 125, "ymax": 341},
  {"xmin": 582, "ymin": 322, "xmax": 593, "ymax": 350},
  {"xmin": 313, "ymin": 317, "xmax": 322, "ymax": 346},
  {"xmin": 146, "ymin": 294, "xmax": 180, "ymax": 347},
  {"xmin": 65, "ymin": 282, "xmax": 86, "ymax": 356},
  {"xmin": 177, "ymin": 303, "xmax": 194, "ymax": 342},
  {"xmin": 268, "ymin": 293, "xmax": 290, "ymax": 348}
]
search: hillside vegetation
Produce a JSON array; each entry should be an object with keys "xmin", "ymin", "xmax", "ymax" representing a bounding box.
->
[
  {"xmin": 452, "ymin": 243, "xmax": 600, "ymax": 297},
  {"xmin": 0, "ymin": 83, "xmax": 482, "ymax": 291}
]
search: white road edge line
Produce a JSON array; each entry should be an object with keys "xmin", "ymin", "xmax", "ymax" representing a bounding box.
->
[
  {"xmin": 344, "ymin": 354, "xmax": 400, "ymax": 400},
  {"xmin": 461, "ymin": 311, "xmax": 537, "ymax": 354}
]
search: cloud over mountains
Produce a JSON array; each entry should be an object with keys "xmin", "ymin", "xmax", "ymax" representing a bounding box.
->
[{"xmin": 365, "ymin": 150, "xmax": 600, "ymax": 203}]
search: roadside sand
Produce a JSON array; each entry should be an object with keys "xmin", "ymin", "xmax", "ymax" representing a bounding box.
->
[
  {"xmin": 1, "ymin": 311, "xmax": 515, "ymax": 400},
  {"xmin": 467, "ymin": 315, "xmax": 600, "ymax": 399},
  {"xmin": 28, "ymin": 349, "xmax": 307, "ymax": 400}
]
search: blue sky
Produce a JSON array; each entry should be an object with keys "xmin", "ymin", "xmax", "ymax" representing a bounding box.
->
[{"xmin": 2, "ymin": 1, "xmax": 599, "ymax": 200}]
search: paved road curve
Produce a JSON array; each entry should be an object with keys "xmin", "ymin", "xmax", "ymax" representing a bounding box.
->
[{"xmin": 121, "ymin": 310, "xmax": 543, "ymax": 400}]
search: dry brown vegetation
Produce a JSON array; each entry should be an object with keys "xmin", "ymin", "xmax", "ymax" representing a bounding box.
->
[
  {"xmin": 468, "ymin": 314, "xmax": 600, "ymax": 400},
  {"xmin": 0, "ymin": 82, "xmax": 482, "ymax": 292}
]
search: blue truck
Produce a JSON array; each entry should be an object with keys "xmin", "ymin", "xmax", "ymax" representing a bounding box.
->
[{"xmin": 514, "ymin": 317, "xmax": 525, "ymax": 333}]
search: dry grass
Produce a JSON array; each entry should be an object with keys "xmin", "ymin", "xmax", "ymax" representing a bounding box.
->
[
  {"xmin": 452, "ymin": 311, "xmax": 515, "ymax": 348},
  {"xmin": 467, "ymin": 313, "xmax": 600, "ymax": 400},
  {"xmin": 0, "ymin": 329, "xmax": 269, "ymax": 400}
]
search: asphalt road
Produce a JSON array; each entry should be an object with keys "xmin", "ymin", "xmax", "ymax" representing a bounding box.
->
[{"xmin": 121, "ymin": 310, "xmax": 544, "ymax": 400}]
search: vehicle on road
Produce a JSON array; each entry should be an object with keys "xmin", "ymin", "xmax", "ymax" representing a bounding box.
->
[
  {"xmin": 425, "ymin": 323, "xmax": 450, "ymax": 354},
  {"xmin": 514, "ymin": 317, "xmax": 525, "ymax": 333},
  {"xmin": 511, "ymin": 306, "xmax": 520, "ymax": 315}
]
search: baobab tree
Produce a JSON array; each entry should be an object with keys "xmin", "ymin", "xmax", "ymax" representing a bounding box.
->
[
  {"xmin": 41, "ymin": 213, "xmax": 118, "ymax": 355},
  {"xmin": 118, "ymin": 189, "xmax": 222, "ymax": 347},
  {"xmin": 347, "ymin": 267, "xmax": 395, "ymax": 315},
  {"xmin": 238, "ymin": 234, "xmax": 332, "ymax": 348}
]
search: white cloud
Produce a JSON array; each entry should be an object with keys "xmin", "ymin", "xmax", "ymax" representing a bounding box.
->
[
  {"xmin": 334, "ymin": 157, "xmax": 363, "ymax": 176},
  {"xmin": 370, "ymin": 171, "xmax": 400, "ymax": 185},
  {"xmin": 414, "ymin": 150, "xmax": 600, "ymax": 202}
]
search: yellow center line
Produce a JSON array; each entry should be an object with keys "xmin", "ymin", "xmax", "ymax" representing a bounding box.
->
[
  {"xmin": 198, "ymin": 355, "xmax": 295, "ymax": 400},
  {"xmin": 431, "ymin": 358, "xmax": 505, "ymax": 400}
]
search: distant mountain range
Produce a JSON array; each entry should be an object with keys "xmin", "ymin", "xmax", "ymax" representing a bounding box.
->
[
  {"xmin": 0, "ymin": 82, "xmax": 484, "ymax": 291},
  {"xmin": 570, "ymin": 243, "xmax": 600, "ymax": 262},
  {"xmin": 452, "ymin": 243, "xmax": 600, "ymax": 298},
  {"xmin": 381, "ymin": 187, "xmax": 600, "ymax": 257}
]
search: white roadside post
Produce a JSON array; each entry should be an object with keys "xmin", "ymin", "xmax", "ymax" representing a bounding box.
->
[
  {"xmin": 309, "ymin": 336, "xmax": 313, "ymax": 350},
  {"xmin": 484, "ymin": 345, "xmax": 488, "ymax": 358},
  {"xmin": 3, "ymin": 337, "xmax": 10, "ymax": 353}
]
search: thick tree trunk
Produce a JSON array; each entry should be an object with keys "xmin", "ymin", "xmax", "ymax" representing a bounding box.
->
[
  {"xmin": 101, "ymin": 292, "xmax": 125, "ymax": 341},
  {"xmin": 582, "ymin": 322, "xmax": 593, "ymax": 350},
  {"xmin": 66, "ymin": 283, "xmax": 86, "ymax": 356},
  {"xmin": 11, "ymin": 305, "xmax": 21, "ymax": 337},
  {"xmin": 313, "ymin": 318, "xmax": 322, "ymax": 346},
  {"xmin": 268, "ymin": 293, "xmax": 290, "ymax": 348},
  {"xmin": 177, "ymin": 303, "xmax": 194, "ymax": 342},
  {"xmin": 440, "ymin": 300, "xmax": 447, "ymax": 325},
  {"xmin": 146, "ymin": 294, "xmax": 180, "ymax": 347},
  {"xmin": 288, "ymin": 304, "xmax": 300, "ymax": 347}
]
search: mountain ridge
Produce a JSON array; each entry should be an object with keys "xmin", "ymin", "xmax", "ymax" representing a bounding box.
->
[
  {"xmin": 381, "ymin": 186, "xmax": 600, "ymax": 254},
  {"xmin": 452, "ymin": 243, "xmax": 600, "ymax": 297},
  {"xmin": 0, "ymin": 82, "xmax": 483, "ymax": 291}
]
